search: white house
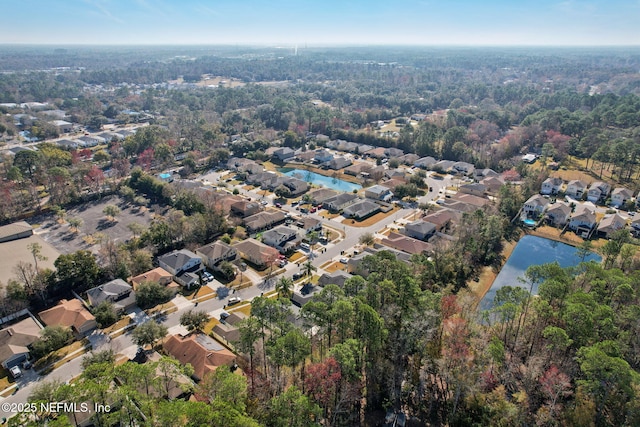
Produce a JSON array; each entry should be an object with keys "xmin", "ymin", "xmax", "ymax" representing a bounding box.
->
[
  {"xmin": 523, "ymin": 194, "xmax": 549, "ymax": 217},
  {"xmin": 262, "ymin": 226, "xmax": 300, "ymax": 252},
  {"xmin": 610, "ymin": 187, "xmax": 633, "ymax": 208},
  {"xmin": 568, "ymin": 204, "xmax": 597, "ymax": 234},
  {"xmin": 545, "ymin": 201, "xmax": 572, "ymax": 227},
  {"xmin": 587, "ymin": 181, "xmax": 611, "ymax": 203},
  {"xmin": 541, "ymin": 177, "xmax": 563, "ymax": 195},
  {"xmin": 597, "ymin": 214, "xmax": 627, "ymax": 238},
  {"xmin": 566, "ymin": 180, "xmax": 587, "ymax": 199}
]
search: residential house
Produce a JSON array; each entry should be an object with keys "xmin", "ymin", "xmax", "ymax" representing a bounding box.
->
[
  {"xmin": 566, "ymin": 180, "xmax": 587, "ymax": 199},
  {"xmin": 77, "ymin": 135, "xmax": 105, "ymax": 147},
  {"xmin": 291, "ymin": 283, "xmax": 321, "ymax": 307},
  {"xmin": 163, "ymin": 333, "xmax": 236, "ymax": 381},
  {"xmin": 227, "ymin": 157, "xmax": 256, "ymax": 171},
  {"xmin": 195, "ymin": 241, "xmax": 237, "ymax": 270},
  {"xmin": 541, "ymin": 177, "xmax": 564, "ymax": 195},
  {"xmin": 630, "ymin": 217, "xmax": 640, "ymax": 237},
  {"xmin": 523, "ymin": 194, "xmax": 550, "ymax": 217},
  {"xmin": 307, "ymin": 188, "xmax": 338, "ymax": 205},
  {"xmin": 317, "ymin": 270, "xmax": 353, "ymax": 288},
  {"xmin": 424, "ymin": 209, "xmax": 458, "ymax": 233},
  {"xmin": 50, "ymin": 120, "xmax": 73, "ymax": 133},
  {"xmin": 453, "ymin": 161, "xmax": 475, "ymax": 176},
  {"xmin": 244, "ymin": 211, "xmax": 287, "ymax": 233},
  {"xmin": 365, "ymin": 147, "xmax": 386, "ymax": 159},
  {"xmin": 0, "ymin": 317, "xmax": 42, "ymax": 369},
  {"xmin": 384, "ymin": 168, "xmax": 406, "ymax": 180},
  {"xmin": 295, "ymin": 150, "xmax": 316, "ymax": 162},
  {"xmin": 364, "ymin": 185, "xmax": 393, "ymax": 201},
  {"xmin": 414, "ymin": 156, "xmax": 436, "ymax": 169},
  {"xmin": 545, "ymin": 201, "xmax": 572, "ymax": 227},
  {"xmin": 522, "ymin": 153, "xmax": 538, "ymax": 163},
  {"xmin": 381, "ymin": 232, "xmax": 433, "ymax": 255},
  {"xmin": 342, "ymin": 200, "xmax": 381, "ymax": 220},
  {"xmin": 443, "ymin": 193, "xmax": 491, "ymax": 214},
  {"xmin": 568, "ymin": 204, "xmax": 597, "ymax": 234},
  {"xmin": 232, "ymin": 238, "xmax": 279, "ymax": 269},
  {"xmin": 327, "ymin": 156, "xmax": 352, "ymax": 170},
  {"xmin": 262, "ymin": 226, "xmax": 300, "ymax": 253},
  {"xmin": 212, "ymin": 320, "xmax": 241, "ymax": 344},
  {"xmin": 379, "ymin": 178, "xmax": 406, "ymax": 192},
  {"xmin": 39, "ymin": 299, "xmax": 97, "ymax": 334},
  {"xmin": 384, "ymin": 147, "xmax": 404, "ymax": 158},
  {"xmin": 611, "ymin": 187, "xmax": 633, "ymax": 208},
  {"xmin": 314, "ymin": 149, "xmax": 333, "ymax": 164},
  {"xmin": 56, "ymin": 139, "xmax": 79, "ymax": 150},
  {"xmin": 129, "ymin": 267, "xmax": 175, "ymax": 291},
  {"xmin": 230, "ymin": 200, "xmax": 262, "ymax": 218},
  {"xmin": 86, "ymin": 279, "xmax": 136, "ymax": 312},
  {"xmin": 459, "ymin": 183, "xmax": 486, "ymax": 197},
  {"xmin": 281, "ymin": 177, "xmax": 309, "ymax": 197},
  {"xmin": 587, "ymin": 181, "xmax": 611, "ymax": 203},
  {"xmin": 157, "ymin": 249, "xmax": 203, "ymax": 289},
  {"xmin": 295, "ymin": 217, "xmax": 322, "ymax": 234},
  {"xmin": 474, "ymin": 168, "xmax": 499, "ymax": 180},
  {"xmin": 273, "ymin": 147, "xmax": 295, "ymax": 161},
  {"xmin": 344, "ymin": 162, "xmax": 373, "ymax": 177},
  {"xmin": 480, "ymin": 176, "xmax": 505, "ymax": 194},
  {"xmin": 597, "ymin": 214, "xmax": 627, "ymax": 238},
  {"xmin": 404, "ymin": 220, "xmax": 437, "ymax": 241},
  {"xmin": 399, "ymin": 153, "xmax": 420, "ymax": 165},
  {"xmin": 323, "ymin": 193, "xmax": 359, "ymax": 212}
]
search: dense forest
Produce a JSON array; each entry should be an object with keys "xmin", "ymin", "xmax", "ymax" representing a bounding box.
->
[{"xmin": 1, "ymin": 46, "xmax": 640, "ymax": 425}]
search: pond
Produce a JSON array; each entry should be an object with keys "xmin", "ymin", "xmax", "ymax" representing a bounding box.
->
[
  {"xmin": 279, "ymin": 168, "xmax": 362, "ymax": 192},
  {"xmin": 480, "ymin": 235, "xmax": 601, "ymax": 310}
]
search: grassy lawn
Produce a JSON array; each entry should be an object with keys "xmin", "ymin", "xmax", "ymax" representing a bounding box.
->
[
  {"xmin": 102, "ymin": 316, "xmax": 131, "ymax": 334},
  {"xmin": 185, "ymin": 285, "xmax": 215, "ymax": 301},
  {"xmin": 324, "ymin": 262, "xmax": 347, "ymax": 273},
  {"xmin": 147, "ymin": 301, "xmax": 177, "ymax": 316},
  {"xmin": 34, "ymin": 338, "xmax": 90, "ymax": 373},
  {"xmin": 229, "ymin": 303, "xmax": 252, "ymax": 317},
  {"xmin": 203, "ymin": 318, "xmax": 220, "ymax": 335},
  {"xmin": 289, "ymin": 252, "xmax": 305, "ymax": 262}
]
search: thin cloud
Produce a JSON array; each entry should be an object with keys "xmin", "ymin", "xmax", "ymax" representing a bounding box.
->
[
  {"xmin": 82, "ymin": 0, "xmax": 125, "ymax": 24},
  {"xmin": 194, "ymin": 3, "xmax": 219, "ymax": 16}
]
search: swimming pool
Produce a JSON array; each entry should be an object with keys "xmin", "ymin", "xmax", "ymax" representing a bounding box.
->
[
  {"xmin": 523, "ymin": 219, "xmax": 537, "ymax": 227},
  {"xmin": 279, "ymin": 168, "xmax": 362, "ymax": 192}
]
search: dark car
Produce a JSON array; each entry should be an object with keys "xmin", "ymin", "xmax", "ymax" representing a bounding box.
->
[{"xmin": 292, "ymin": 272, "xmax": 303, "ymax": 280}]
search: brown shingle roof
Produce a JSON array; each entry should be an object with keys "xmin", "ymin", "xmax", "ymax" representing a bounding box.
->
[
  {"xmin": 163, "ymin": 333, "xmax": 235, "ymax": 381},
  {"xmin": 38, "ymin": 299, "xmax": 96, "ymax": 332},
  {"xmin": 0, "ymin": 317, "xmax": 41, "ymax": 365}
]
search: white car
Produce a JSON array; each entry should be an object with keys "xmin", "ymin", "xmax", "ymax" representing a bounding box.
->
[
  {"xmin": 339, "ymin": 257, "xmax": 349, "ymax": 264},
  {"xmin": 228, "ymin": 297, "xmax": 242, "ymax": 305}
]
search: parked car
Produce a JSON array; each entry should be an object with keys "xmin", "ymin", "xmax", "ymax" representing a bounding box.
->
[
  {"xmin": 275, "ymin": 202, "xmax": 282, "ymax": 208},
  {"xmin": 228, "ymin": 297, "xmax": 242, "ymax": 306},
  {"xmin": 260, "ymin": 200, "xmax": 268, "ymax": 205},
  {"xmin": 293, "ymin": 272, "xmax": 303, "ymax": 280},
  {"xmin": 277, "ymin": 259, "xmax": 287, "ymax": 268},
  {"xmin": 220, "ymin": 311, "xmax": 230, "ymax": 322},
  {"xmin": 340, "ymin": 257, "xmax": 349, "ymax": 264},
  {"xmin": 203, "ymin": 271, "xmax": 214, "ymax": 282},
  {"xmin": 310, "ymin": 207, "xmax": 317, "ymax": 213},
  {"xmin": 9, "ymin": 365, "xmax": 22, "ymax": 379}
]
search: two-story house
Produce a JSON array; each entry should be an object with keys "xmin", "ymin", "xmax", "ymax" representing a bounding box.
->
[
  {"xmin": 545, "ymin": 201, "xmax": 572, "ymax": 227},
  {"xmin": 232, "ymin": 238, "xmax": 279, "ymax": 269},
  {"xmin": 541, "ymin": 177, "xmax": 563, "ymax": 195},
  {"xmin": 157, "ymin": 249, "xmax": 203, "ymax": 289},
  {"xmin": 523, "ymin": 194, "xmax": 550, "ymax": 217},
  {"xmin": 610, "ymin": 187, "xmax": 633, "ymax": 208},
  {"xmin": 196, "ymin": 241, "xmax": 237, "ymax": 270},
  {"xmin": 587, "ymin": 181, "xmax": 611, "ymax": 203},
  {"xmin": 314, "ymin": 149, "xmax": 333, "ymax": 164},
  {"xmin": 597, "ymin": 213, "xmax": 627, "ymax": 238},
  {"xmin": 262, "ymin": 226, "xmax": 300, "ymax": 253},
  {"xmin": 568, "ymin": 204, "xmax": 597, "ymax": 235},
  {"xmin": 86, "ymin": 279, "xmax": 136, "ymax": 312},
  {"xmin": 566, "ymin": 180, "xmax": 587, "ymax": 199}
]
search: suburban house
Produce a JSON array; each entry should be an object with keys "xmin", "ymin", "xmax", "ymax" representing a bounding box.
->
[
  {"xmin": 541, "ymin": 177, "xmax": 564, "ymax": 195},
  {"xmin": 433, "ymin": 160, "xmax": 455, "ymax": 173},
  {"xmin": 342, "ymin": 200, "xmax": 381, "ymax": 220},
  {"xmin": 365, "ymin": 147, "xmax": 387, "ymax": 159},
  {"xmin": 597, "ymin": 214, "xmax": 627, "ymax": 238},
  {"xmin": 566, "ymin": 180, "xmax": 587, "ymax": 199},
  {"xmin": 364, "ymin": 185, "xmax": 393, "ymax": 201},
  {"xmin": 196, "ymin": 241, "xmax": 237, "ymax": 270},
  {"xmin": 157, "ymin": 249, "xmax": 203, "ymax": 289},
  {"xmin": 129, "ymin": 267, "xmax": 175, "ymax": 291},
  {"xmin": 459, "ymin": 183, "xmax": 486, "ymax": 197},
  {"xmin": 587, "ymin": 181, "xmax": 611, "ymax": 203},
  {"xmin": 523, "ymin": 194, "xmax": 550, "ymax": 217},
  {"xmin": 423, "ymin": 209, "xmax": 458, "ymax": 233},
  {"xmin": 327, "ymin": 156, "xmax": 352, "ymax": 170},
  {"xmin": 522, "ymin": 153, "xmax": 538, "ymax": 163},
  {"xmin": 317, "ymin": 270, "xmax": 353, "ymax": 288},
  {"xmin": 481, "ymin": 176, "xmax": 505, "ymax": 194},
  {"xmin": 212, "ymin": 312, "xmax": 248, "ymax": 344},
  {"xmin": 414, "ymin": 156, "xmax": 436, "ymax": 169},
  {"xmin": 273, "ymin": 147, "xmax": 295, "ymax": 161},
  {"xmin": 86, "ymin": 279, "xmax": 136, "ymax": 312},
  {"xmin": 227, "ymin": 157, "xmax": 256, "ymax": 171},
  {"xmin": 474, "ymin": 168, "xmax": 499, "ymax": 180},
  {"xmin": 291, "ymin": 283, "xmax": 321, "ymax": 307},
  {"xmin": 244, "ymin": 211, "xmax": 287, "ymax": 233},
  {"xmin": 545, "ymin": 201, "xmax": 572, "ymax": 227},
  {"xmin": 611, "ymin": 187, "xmax": 634, "ymax": 208},
  {"xmin": 262, "ymin": 226, "xmax": 300, "ymax": 253},
  {"xmin": 344, "ymin": 162, "xmax": 373, "ymax": 177},
  {"xmin": 384, "ymin": 147, "xmax": 404, "ymax": 158},
  {"xmin": 631, "ymin": 217, "xmax": 640, "ymax": 237},
  {"xmin": 453, "ymin": 161, "xmax": 475, "ymax": 176},
  {"xmin": 307, "ymin": 188, "xmax": 338, "ymax": 205},
  {"xmin": 399, "ymin": 153, "xmax": 420, "ymax": 165},
  {"xmin": 384, "ymin": 169, "xmax": 406, "ymax": 180},
  {"xmin": 295, "ymin": 217, "xmax": 323, "ymax": 234},
  {"xmin": 323, "ymin": 193, "xmax": 359, "ymax": 212},
  {"xmin": 38, "ymin": 299, "xmax": 97, "ymax": 334},
  {"xmin": 568, "ymin": 204, "xmax": 597, "ymax": 235},
  {"xmin": 381, "ymin": 232, "xmax": 433, "ymax": 255},
  {"xmin": 404, "ymin": 220, "xmax": 437, "ymax": 241},
  {"xmin": 0, "ymin": 317, "xmax": 42, "ymax": 369},
  {"xmin": 50, "ymin": 119, "xmax": 73, "ymax": 133},
  {"xmin": 230, "ymin": 200, "xmax": 262, "ymax": 218},
  {"xmin": 232, "ymin": 238, "xmax": 279, "ymax": 269},
  {"xmin": 314, "ymin": 149, "xmax": 333, "ymax": 164},
  {"xmin": 163, "ymin": 333, "xmax": 236, "ymax": 382}
]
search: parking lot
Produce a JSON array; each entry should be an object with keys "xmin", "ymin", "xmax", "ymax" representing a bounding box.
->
[{"xmin": 31, "ymin": 195, "xmax": 157, "ymax": 255}]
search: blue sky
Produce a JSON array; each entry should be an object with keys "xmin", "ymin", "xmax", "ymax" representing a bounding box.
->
[{"xmin": 1, "ymin": 0, "xmax": 639, "ymax": 46}]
